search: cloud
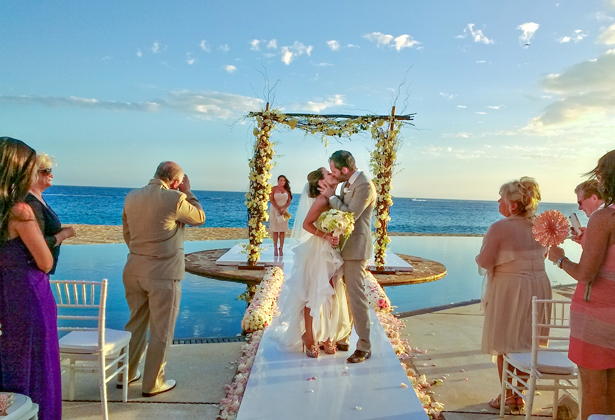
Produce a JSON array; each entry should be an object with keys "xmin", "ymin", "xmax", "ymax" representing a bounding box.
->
[
  {"xmin": 457, "ymin": 105, "xmax": 467, "ymax": 108},
  {"xmin": 136, "ymin": 49, "xmax": 142, "ymax": 58},
  {"xmin": 557, "ymin": 30, "xmax": 588, "ymax": 43},
  {"xmin": 326, "ymin": 40, "xmax": 340, "ymax": 51},
  {"xmin": 526, "ymin": 49, "xmax": 615, "ymax": 129},
  {"xmin": 186, "ymin": 54, "xmax": 196, "ymax": 65},
  {"xmin": 486, "ymin": 105, "xmax": 501, "ymax": 109},
  {"xmin": 595, "ymin": 11, "xmax": 614, "ymax": 21},
  {"xmin": 287, "ymin": 94, "xmax": 345, "ymax": 112},
  {"xmin": 476, "ymin": 60, "xmax": 487, "ymax": 63},
  {"xmin": 280, "ymin": 41, "xmax": 313, "ymax": 65},
  {"xmin": 249, "ymin": 39, "xmax": 260, "ymax": 51},
  {"xmin": 219, "ymin": 44, "xmax": 230, "ymax": 52},
  {"xmin": 224, "ymin": 65, "xmax": 237, "ymax": 73},
  {"xmin": 199, "ymin": 40, "xmax": 210, "ymax": 52},
  {"xmin": 476, "ymin": 111, "xmax": 487, "ymax": 115},
  {"xmin": 363, "ymin": 32, "xmax": 421, "ymax": 50},
  {"xmin": 458, "ymin": 24, "xmax": 495, "ymax": 45},
  {"xmin": 598, "ymin": 23, "xmax": 615, "ymax": 44},
  {"xmin": 267, "ymin": 39, "xmax": 277, "ymax": 49},
  {"xmin": 517, "ymin": 22, "xmax": 540, "ymax": 46},
  {"xmin": 151, "ymin": 41, "xmax": 163, "ymax": 53},
  {"xmin": 442, "ymin": 132, "xmax": 472, "ymax": 138},
  {"xmin": 0, "ymin": 91, "xmax": 263, "ymax": 120},
  {"xmin": 439, "ymin": 92, "xmax": 456, "ymax": 100}
]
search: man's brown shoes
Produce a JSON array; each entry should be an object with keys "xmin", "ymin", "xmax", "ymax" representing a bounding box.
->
[
  {"xmin": 336, "ymin": 343, "xmax": 350, "ymax": 351},
  {"xmin": 347, "ymin": 350, "xmax": 371, "ymax": 363}
]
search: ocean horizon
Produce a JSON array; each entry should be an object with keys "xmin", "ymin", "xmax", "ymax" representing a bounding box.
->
[{"xmin": 43, "ymin": 184, "xmax": 588, "ymax": 235}]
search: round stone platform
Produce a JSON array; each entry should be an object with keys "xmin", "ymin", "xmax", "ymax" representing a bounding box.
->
[{"xmin": 185, "ymin": 248, "xmax": 446, "ymax": 286}]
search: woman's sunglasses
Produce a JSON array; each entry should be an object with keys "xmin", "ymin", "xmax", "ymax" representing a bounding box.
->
[{"xmin": 39, "ymin": 168, "xmax": 52, "ymax": 175}]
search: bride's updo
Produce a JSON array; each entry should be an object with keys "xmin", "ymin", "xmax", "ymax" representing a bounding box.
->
[
  {"xmin": 307, "ymin": 168, "xmax": 325, "ymax": 198},
  {"xmin": 499, "ymin": 176, "xmax": 541, "ymax": 219}
]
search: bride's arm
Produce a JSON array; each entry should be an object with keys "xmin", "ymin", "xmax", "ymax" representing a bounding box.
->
[{"xmin": 302, "ymin": 198, "xmax": 338, "ymax": 246}]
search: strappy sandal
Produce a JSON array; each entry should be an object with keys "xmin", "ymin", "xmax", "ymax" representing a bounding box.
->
[{"xmin": 488, "ymin": 395, "xmax": 517, "ymax": 410}]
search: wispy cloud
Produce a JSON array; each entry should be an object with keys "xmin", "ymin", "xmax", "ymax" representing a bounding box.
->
[
  {"xmin": 485, "ymin": 105, "xmax": 502, "ymax": 109},
  {"xmin": 326, "ymin": 40, "xmax": 340, "ymax": 51},
  {"xmin": 517, "ymin": 22, "xmax": 540, "ymax": 46},
  {"xmin": 439, "ymin": 92, "xmax": 456, "ymax": 100},
  {"xmin": 598, "ymin": 23, "xmax": 615, "ymax": 44},
  {"xmin": 267, "ymin": 39, "xmax": 277, "ymax": 49},
  {"xmin": 287, "ymin": 94, "xmax": 345, "ymax": 112},
  {"xmin": 199, "ymin": 40, "xmax": 210, "ymax": 52},
  {"xmin": 249, "ymin": 39, "xmax": 260, "ymax": 51},
  {"xmin": 363, "ymin": 32, "xmax": 421, "ymax": 50},
  {"xmin": 280, "ymin": 41, "xmax": 313, "ymax": 65},
  {"xmin": 458, "ymin": 24, "xmax": 494, "ymax": 45},
  {"xmin": 595, "ymin": 11, "xmax": 614, "ymax": 21},
  {"xmin": 224, "ymin": 65, "xmax": 237, "ymax": 73},
  {"xmin": 136, "ymin": 49, "xmax": 142, "ymax": 58},
  {"xmin": 476, "ymin": 111, "xmax": 487, "ymax": 115},
  {"xmin": 151, "ymin": 41, "xmax": 164, "ymax": 54},
  {"xmin": 219, "ymin": 44, "xmax": 230, "ymax": 52},
  {"xmin": 457, "ymin": 105, "xmax": 467, "ymax": 108},
  {"xmin": 0, "ymin": 91, "xmax": 263, "ymax": 120},
  {"xmin": 186, "ymin": 54, "xmax": 196, "ymax": 65},
  {"xmin": 526, "ymin": 49, "xmax": 615, "ymax": 130},
  {"xmin": 557, "ymin": 30, "xmax": 588, "ymax": 43}
]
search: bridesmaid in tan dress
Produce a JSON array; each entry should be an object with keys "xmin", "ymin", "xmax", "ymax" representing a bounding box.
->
[
  {"xmin": 269, "ymin": 175, "xmax": 292, "ymax": 256},
  {"xmin": 476, "ymin": 177, "xmax": 552, "ymax": 410}
]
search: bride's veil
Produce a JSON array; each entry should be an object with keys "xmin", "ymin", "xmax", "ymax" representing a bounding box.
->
[{"xmin": 289, "ymin": 182, "xmax": 314, "ymax": 245}]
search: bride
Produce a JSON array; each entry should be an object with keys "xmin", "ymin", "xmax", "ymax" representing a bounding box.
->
[{"xmin": 271, "ymin": 167, "xmax": 352, "ymax": 358}]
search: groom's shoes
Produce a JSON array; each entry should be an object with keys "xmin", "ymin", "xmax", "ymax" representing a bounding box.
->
[
  {"xmin": 336, "ymin": 343, "xmax": 350, "ymax": 351},
  {"xmin": 142, "ymin": 380, "xmax": 177, "ymax": 397},
  {"xmin": 347, "ymin": 350, "xmax": 371, "ymax": 363}
]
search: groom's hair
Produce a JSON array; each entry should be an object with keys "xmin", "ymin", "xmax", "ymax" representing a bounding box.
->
[{"xmin": 329, "ymin": 150, "xmax": 356, "ymax": 172}]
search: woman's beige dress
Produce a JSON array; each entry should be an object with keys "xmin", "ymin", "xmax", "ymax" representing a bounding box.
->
[
  {"xmin": 476, "ymin": 215, "xmax": 552, "ymax": 355},
  {"xmin": 269, "ymin": 192, "xmax": 289, "ymax": 233}
]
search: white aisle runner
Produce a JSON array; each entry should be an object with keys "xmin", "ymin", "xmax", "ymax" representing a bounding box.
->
[{"xmin": 235, "ymin": 248, "xmax": 428, "ymax": 420}]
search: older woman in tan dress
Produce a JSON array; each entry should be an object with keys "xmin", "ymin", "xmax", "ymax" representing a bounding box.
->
[{"xmin": 476, "ymin": 177, "xmax": 552, "ymax": 410}]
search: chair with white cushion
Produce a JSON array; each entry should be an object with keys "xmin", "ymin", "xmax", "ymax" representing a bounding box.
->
[
  {"xmin": 500, "ymin": 297, "xmax": 578, "ymax": 419},
  {"xmin": 52, "ymin": 280, "xmax": 131, "ymax": 420}
]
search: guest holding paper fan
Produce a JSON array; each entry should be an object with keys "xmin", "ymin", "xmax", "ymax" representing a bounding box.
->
[
  {"xmin": 476, "ymin": 176, "xmax": 552, "ymax": 411},
  {"xmin": 269, "ymin": 175, "xmax": 292, "ymax": 256},
  {"xmin": 548, "ymin": 149, "xmax": 615, "ymax": 420}
]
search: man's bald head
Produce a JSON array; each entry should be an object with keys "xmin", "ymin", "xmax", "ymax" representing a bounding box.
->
[{"xmin": 155, "ymin": 161, "xmax": 184, "ymax": 186}]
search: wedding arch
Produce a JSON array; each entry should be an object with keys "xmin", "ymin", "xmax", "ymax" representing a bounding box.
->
[{"xmin": 244, "ymin": 103, "xmax": 414, "ymax": 270}]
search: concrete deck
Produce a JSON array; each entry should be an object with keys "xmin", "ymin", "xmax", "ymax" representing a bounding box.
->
[{"xmin": 61, "ymin": 291, "xmax": 578, "ymax": 420}]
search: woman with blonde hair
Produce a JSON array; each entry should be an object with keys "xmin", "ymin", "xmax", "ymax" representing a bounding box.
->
[
  {"xmin": 25, "ymin": 152, "xmax": 75, "ymax": 274},
  {"xmin": 476, "ymin": 176, "xmax": 552, "ymax": 410},
  {"xmin": 548, "ymin": 150, "xmax": 615, "ymax": 420},
  {"xmin": 0, "ymin": 137, "xmax": 61, "ymax": 420}
]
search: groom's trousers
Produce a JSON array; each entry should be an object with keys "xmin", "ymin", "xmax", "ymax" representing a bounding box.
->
[{"xmin": 342, "ymin": 259, "xmax": 371, "ymax": 352}]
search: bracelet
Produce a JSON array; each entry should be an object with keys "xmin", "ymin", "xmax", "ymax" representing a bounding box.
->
[{"xmin": 557, "ymin": 257, "xmax": 566, "ymax": 269}]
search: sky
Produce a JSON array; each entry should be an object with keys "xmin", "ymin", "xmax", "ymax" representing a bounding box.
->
[{"xmin": 2, "ymin": 0, "xmax": 615, "ymax": 203}]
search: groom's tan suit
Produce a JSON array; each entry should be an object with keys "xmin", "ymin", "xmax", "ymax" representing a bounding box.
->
[
  {"xmin": 122, "ymin": 178, "xmax": 205, "ymax": 393},
  {"xmin": 329, "ymin": 171, "xmax": 376, "ymax": 352}
]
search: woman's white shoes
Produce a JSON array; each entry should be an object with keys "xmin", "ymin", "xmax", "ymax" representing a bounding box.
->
[{"xmin": 142, "ymin": 380, "xmax": 177, "ymax": 397}]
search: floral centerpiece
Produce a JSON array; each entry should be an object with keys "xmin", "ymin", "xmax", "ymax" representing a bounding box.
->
[{"xmin": 316, "ymin": 208, "xmax": 355, "ymax": 250}]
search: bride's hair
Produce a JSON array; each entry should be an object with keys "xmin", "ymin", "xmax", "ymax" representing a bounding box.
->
[
  {"xmin": 499, "ymin": 176, "xmax": 541, "ymax": 219},
  {"xmin": 307, "ymin": 168, "xmax": 325, "ymax": 198}
]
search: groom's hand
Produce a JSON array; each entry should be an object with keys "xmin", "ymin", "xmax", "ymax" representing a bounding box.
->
[{"xmin": 318, "ymin": 180, "xmax": 334, "ymax": 198}]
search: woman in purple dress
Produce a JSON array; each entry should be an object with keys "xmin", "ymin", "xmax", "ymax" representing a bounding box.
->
[{"xmin": 0, "ymin": 137, "xmax": 61, "ymax": 420}]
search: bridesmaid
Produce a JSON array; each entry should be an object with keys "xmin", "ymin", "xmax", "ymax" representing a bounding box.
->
[
  {"xmin": 269, "ymin": 175, "xmax": 292, "ymax": 256},
  {"xmin": 0, "ymin": 137, "xmax": 61, "ymax": 420}
]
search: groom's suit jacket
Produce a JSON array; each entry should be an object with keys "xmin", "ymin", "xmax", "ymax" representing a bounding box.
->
[{"xmin": 329, "ymin": 171, "xmax": 376, "ymax": 261}]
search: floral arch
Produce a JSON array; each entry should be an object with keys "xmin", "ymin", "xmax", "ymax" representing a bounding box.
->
[{"xmin": 244, "ymin": 103, "xmax": 414, "ymax": 270}]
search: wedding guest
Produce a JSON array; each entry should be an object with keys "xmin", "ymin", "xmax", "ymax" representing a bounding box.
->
[
  {"xmin": 269, "ymin": 175, "xmax": 292, "ymax": 256},
  {"xmin": 548, "ymin": 150, "xmax": 615, "ymax": 420},
  {"xmin": 476, "ymin": 176, "xmax": 551, "ymax": 411},
  {"xmin": 25, "ymin": 152, "xmax": 76, "ymax": 274},
  {"xmin": 571, "ymin": 180, "xmax": 605, "ymax": 244},
  {"xmin": 0, "ymin": 137, "xmax": 61, "ymax": 420},
  {"xmin": 121, "ymin": 161, "xmax": 205, "ymax": 397}
]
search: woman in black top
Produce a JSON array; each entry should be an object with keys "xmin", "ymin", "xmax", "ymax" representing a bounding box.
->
[{"xmin": 25, "ymin": 153, "xmax": 75, "ymax": 274}]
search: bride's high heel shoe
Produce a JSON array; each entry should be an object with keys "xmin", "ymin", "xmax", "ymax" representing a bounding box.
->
[
  {"xmin": 279, "ymin": 246, "xmax": 283, "ymax": 256},
  {"xmin": 302, "ymin": 333, "xmax": 319, "ymax": 358},
  {"xmin": 322, "ymin": 340, "xmax": 336, "ymax": 354}
]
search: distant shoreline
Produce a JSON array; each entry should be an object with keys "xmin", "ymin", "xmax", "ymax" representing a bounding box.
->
[{"xmin": 63, "ymin": 224, "xmax": 483, "ymax": 245}]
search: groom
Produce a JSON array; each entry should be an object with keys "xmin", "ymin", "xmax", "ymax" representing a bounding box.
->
[{"xmin": 320, "ymin": 150, "xmax": 377, "ymax": 363}]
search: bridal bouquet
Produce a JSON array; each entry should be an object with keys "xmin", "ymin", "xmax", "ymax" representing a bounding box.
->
[{"xmin": 316, "ymin": 209, "xmax": 355, "ymax": 249}]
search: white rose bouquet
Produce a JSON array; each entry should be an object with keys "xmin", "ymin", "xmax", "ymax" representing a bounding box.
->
[{"xmin": 316, "ymin": 209, "xmax": 355, "ymax": 250}]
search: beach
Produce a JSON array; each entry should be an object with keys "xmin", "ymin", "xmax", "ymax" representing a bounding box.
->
[{"xmin": 63, "ymin": 224, "xmax": 482, "ymax": 245}]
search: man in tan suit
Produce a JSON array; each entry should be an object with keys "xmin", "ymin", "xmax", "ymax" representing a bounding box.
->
[
  {"xmin": 120, "ymin": 161, "xmax": 205, "ymax": 396},
  {"xmin": 321, "ymin": 150, "xmax": 376, "ymax": 363}
]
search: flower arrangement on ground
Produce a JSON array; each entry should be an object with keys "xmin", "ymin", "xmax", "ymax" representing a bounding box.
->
[
  {"xmin": 241, "ymin": 266, "xmax": 284, "ymax": 332},
  {"xmin": 316, "ymin": 208, "xmax": 355, "ymax": 249}
]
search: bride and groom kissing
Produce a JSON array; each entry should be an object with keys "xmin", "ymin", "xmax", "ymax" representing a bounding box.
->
[{"xmin": 271, "ymin": 150, "xmax": 377, "ymax": 363}]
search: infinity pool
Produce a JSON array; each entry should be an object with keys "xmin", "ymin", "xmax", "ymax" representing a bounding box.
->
[{"xmin": 53, "ymin": 237, "xmax": 580, "ymax": 339}]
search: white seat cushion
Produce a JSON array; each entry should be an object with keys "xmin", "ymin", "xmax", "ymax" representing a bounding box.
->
[
  {"xmin": 60, "ymin": 329, "xmax": 131, "ymax": 354},
  {"xmin": 588, "ymin": 416, "xmax": 615, "ymax": 420},
  {"xmin": 507, "ymin": 351, "xmax": 576, "ymax": 375}
]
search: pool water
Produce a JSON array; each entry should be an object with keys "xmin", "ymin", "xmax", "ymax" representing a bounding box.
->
[{"xmin": 53, "ymin": 237, "xmax": 581, "ymax": 338}]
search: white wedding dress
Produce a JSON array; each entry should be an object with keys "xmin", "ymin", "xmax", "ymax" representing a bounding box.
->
[{"xmin": 271, "ymin": 184, "xmax": 352, "ymax": 350}]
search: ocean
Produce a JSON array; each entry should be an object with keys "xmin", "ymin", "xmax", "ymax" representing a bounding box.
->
[{"xmin": 44, "ymin": 185, "xmax": 588, "ymax": 233}]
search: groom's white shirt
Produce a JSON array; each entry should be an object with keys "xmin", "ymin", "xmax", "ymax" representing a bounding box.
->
[{"xmin": 333, "ymin": 170, "xmax": 361, "ymax": 200}]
